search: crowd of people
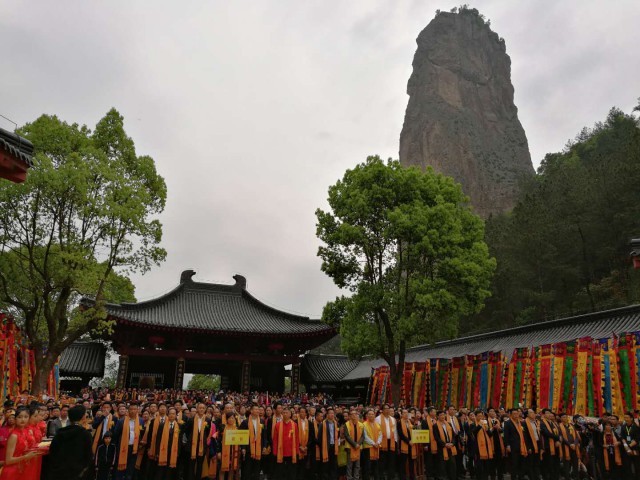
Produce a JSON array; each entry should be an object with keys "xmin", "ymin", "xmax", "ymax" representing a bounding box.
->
[{"xmin": 1, "ymin": 387, "xmax": 640, "ymax": 480}]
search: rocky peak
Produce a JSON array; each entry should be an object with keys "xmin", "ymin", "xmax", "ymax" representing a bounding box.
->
[{"xmin": 399, "ymin": 8, "xmax": 534, "ymax": 217}]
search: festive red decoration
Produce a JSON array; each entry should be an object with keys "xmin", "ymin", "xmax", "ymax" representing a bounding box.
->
[{"xmin": 148, "ymin": 336, "xmax": 165, "ymax": 347}]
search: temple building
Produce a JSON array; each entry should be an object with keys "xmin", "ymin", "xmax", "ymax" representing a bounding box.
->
[
  {"xmin": 0, "ymin": 127, "xmax": 33, "ymax": 183},
  {"xmin": 101, "ymin": 270, "xmax": 335, "ymax": 392},
  {"xmin": 59, "ymin": 342, "xmax": 107, "ymax": 391}
]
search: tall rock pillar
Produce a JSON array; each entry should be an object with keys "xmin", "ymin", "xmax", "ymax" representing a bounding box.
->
[{"xmin": 399, "ymin": 9, "xmax": 534, "ymax": 217}]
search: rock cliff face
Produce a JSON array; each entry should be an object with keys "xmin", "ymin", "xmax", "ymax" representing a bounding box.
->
[{"xmin": 399, "ymin": 10, "xmax": 534, "ymax": 217}]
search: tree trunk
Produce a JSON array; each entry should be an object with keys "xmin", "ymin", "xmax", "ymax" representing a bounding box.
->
[
  {"xmin": 390, "ymin": 362, "xmax": 404, "ymax": 407},
  {"xmin": 32, "ymin": 351, "xmax": 57, "ymax": 395}
]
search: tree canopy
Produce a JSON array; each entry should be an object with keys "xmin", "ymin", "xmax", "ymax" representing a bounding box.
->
[
  {"xmin": 187, "ymin": 374, "xmax": 220, "ymax": 391},
  {"xmin": 316, "ymin": 156, "xmax": 495, "ymax": 404},
  {"xmin": 470, "ymin": 105, "xmax": 640, "ymax": 333},
  {"xmin": 0, "ymin": 109, "xmax": 167, "ymax": 392}
]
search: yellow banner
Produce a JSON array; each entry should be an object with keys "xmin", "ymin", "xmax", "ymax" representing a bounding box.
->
[
  {"xmin": 225, "ymin": 429, "xmax": 249, "ymax": 445},
  {"xmin": 411, "ymin": 429, "xmax": 430, "ymax": 444},
  {"xmin": 450, "ymin": 368, "xmax": 459, "ymax": 408},
  {"xmin": 506, "ymin": 363, "xmax": 515, "ymax": 409},
  {"xmin": 552, "ymin": 356, "xmax": 564, "ymax": 412},
  {"xmin": 608, "ymin": 342, "xmax": 624, "ymax": 417},
  {"xmin": 575, "ymin": 351, "xmax": 588, "ymax": 415}
]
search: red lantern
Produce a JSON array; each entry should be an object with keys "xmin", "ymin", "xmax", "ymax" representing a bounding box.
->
[
  {"xmin": 268, "ymin": 343, "xmax": 284, "ymax": 352},
  {"xmin": 633, "ymin": 257, "xmax": 640, "ymax": 270},
  {"xmin": 149, "ymin": 336, "xmax": 165, "ymax": 347}
]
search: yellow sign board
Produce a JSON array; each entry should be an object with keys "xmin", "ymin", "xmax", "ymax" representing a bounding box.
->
[
  {"xmin": 411, "ymin": 429, "xmax": 430, "ymax": 444},
  {"xmin": 225, "ymin": 429, "xmax": 250, "ymax": 445}
]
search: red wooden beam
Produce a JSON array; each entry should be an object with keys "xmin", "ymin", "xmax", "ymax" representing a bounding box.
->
[
  {"xmin": 119, "ymin": 346, "xmax": 301, "ymax": 364},
  {"xmin": 0, "ymin": 151, "xmax": 28, "ymax": 183}
]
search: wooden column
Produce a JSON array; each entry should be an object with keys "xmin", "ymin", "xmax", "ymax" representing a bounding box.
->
[
  {"xmin": 291, "ymin": 362, "xmax": 301, "ymax": 395},
  {"xmin": 241, "ymin": 360, "xmax": 251, "ymax": 393},
  {"xmin": 116, "ymin": 355, "xmax": 129, "ymax": 389},
  {"xmin": 174, "ymin": 357, "xmax": 185, "ymax": 389}
]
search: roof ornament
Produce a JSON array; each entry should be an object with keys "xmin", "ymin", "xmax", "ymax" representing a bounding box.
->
[
  {"xmin": 180, "ymin": 269, "xmax": 196, "ymax": 284},
  {"xmin": 233, "ymin": 274, "xmax": 247, "ymax": 289}
]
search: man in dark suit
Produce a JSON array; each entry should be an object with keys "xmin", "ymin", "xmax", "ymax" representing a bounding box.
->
[
  {"xmin": 48, "ymin": 405, "xmax": 94, "ymax": 479},
  {"xmin": 503, "ymin": 408, "xmax": 527, "ymax": 480},
  {"xmin": 184, "ymin": 402, "xmax": 211, "ymax": 480},
  {"xmin": 317, "ymin": 408, "xmax": 339, "ymax": 480},
  {"xmin": 112, "ymin": 403, "xmax": 144, "ymax": 480},
  {"xmin": 539, "ymin": 409, "xmax": 561, "ymax": 480},
  {"xmin": 309, "ymin": 410, "xmax": 324, "ymax": 480},
  {"xmin": 240, "ymin": 403, "xmax": 267, "ymax": 480},
  {"xmin": 522, "ymin": 408, "xmax": 542, "ymax": 480},
  {"xmin": 433, "ymin": 410, "xmax": 457, "ymax": 480}
]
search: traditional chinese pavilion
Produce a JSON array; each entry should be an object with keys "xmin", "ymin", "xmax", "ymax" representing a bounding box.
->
[
  {"xmin": 0, "ymin": 127, "xmax": 33, "ymax": 183},
  {"xmin": 103, "ymin": 270, "xmax": 336, "ymax": 392}
]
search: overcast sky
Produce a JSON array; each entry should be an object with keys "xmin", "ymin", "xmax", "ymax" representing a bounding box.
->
[{"xmin": 2, "ymin": 1, "xmax": 638, "ymax": 319}]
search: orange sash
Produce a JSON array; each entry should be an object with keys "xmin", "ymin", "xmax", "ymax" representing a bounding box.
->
[
  {"xmin": 248, "ymin": 417, "xmax": 263, "ymax": 460},
  {"xmin": 364, "ymin": 421, "xmax": 381, "ymax": 460},
  {"xmin": 314, "ymin": 421, "xmax": 321, "ymax": 461},
  {"xmin": 191, "ymin": 415, "xmax": 207, "ymax": 460},
  {"xmin": 135, "ymin": 443, "xmax": 146, "ymax": 470},
  {"xmin": 297, "ymin": 418, "xmax": 308, "ymax": 459},
  {"xmin": 117, "ymin": 416, "xmax": 140, "ymax": 471},
  {"xmin": 321, "ymin": 420, "xmax": 339, "ymax": 462},
  {"xmin": 427, "ymin": 418, "xmax": 438, "ymax": 454},
  {"xmin": 400, "ymin": 420, "xmax": 414, "ymax": 457},
  {"xmin": 147, "ymin": 416, "xmax": 165, "ymax": 460},
  {"xmin": 346, "ymin": 421, "xmax": 364, "ymax": 461},
  {"xmin": 380, "ymin": 416, "xmax": 396, "ymax": 452},
  {"xmin": 158, "ymin": 422, "xmax": 180, "ymax": 468},
  {"xmin": 603, "ymin": 433, "xmax": 622, "ymax": 471},
  {"xmin": 525, "ymin": 420, "xmax": 539, "ymax": 454},
  {"xmin": 513, "ymin": 420, "xmax": 528, "ymax": 457},
  {"xmin": 92, "ymin": 414, "xmax": 114, "ymax": 454},
  {"xmin": 436, "ymin": 422, "xmax": 457, "ymax": 460},
  {"xmin": 541, "ymin": 419, "xmax": 557, "ymax": 456},
  {"xmin": 276, "ymin": 420, "xmax": 297, "ymax": 464},
  {"xmin": 476, "ymin": 422, "xmax": 494, "ymax": 460},
  {"xmin": 558, "ymin": 423, "xmax": 577, "ymax": 460}
]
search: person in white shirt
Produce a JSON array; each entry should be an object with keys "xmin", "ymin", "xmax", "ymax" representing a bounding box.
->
[
  {"xmin": 363, "ymin": 409, "xmax": 382, "ymax": 480},
  {"xmin": 375, "ymin": 404, "xmax": 397, "ymax": 480}
]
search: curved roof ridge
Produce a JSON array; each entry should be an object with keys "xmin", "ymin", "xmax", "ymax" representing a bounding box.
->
[
  {"xmin": 93, "ymin": 270, "xmax": 334, "ymax": 335},
  {"xmin": 107, "ymin": 283, "xmax": 186, "ymax": 310},
  {"xmin": 240, "ymin": 289, "xmax": 318, "ymax": 323},
  {"xmin": 305, "ymin": 352, "xmax": 354, "ymax": 359}
]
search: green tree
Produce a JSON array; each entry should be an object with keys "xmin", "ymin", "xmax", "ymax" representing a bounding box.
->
[
  {"xmin": 316, "ymin": 156, "xmax": 495, "ymax": 405},
  {"xmin": 474, "ymin": 105, "xmax": 640, "ymax": 332},
  {"xmin": 187, "ymin": 374, "xmax": 221, "ymax": 391},
  {"xmin": 0, "ymin": 109, "xmax": 167, "ymax": 393}
]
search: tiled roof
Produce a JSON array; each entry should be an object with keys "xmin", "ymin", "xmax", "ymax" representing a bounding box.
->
[
  {"xmin": 339, "ymin": 304, "xmax": 640, "ymax": 381},
  {"xmin": 60, "ymin": 342, "xmax": 106, "ymax": 377},
  {"xmin": 302, "ymin": 353, "xmax": 360, "ymax": 383},
  {"xmin": 88, "ymin": 271, "xmax": 334, "ymax": 336},
  {"xmin": 0, "ymin": 128, "xmax": 34, "ymax": 168}
]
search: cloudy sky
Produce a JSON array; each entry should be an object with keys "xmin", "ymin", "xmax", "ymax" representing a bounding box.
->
[{"xmin": 2, "ymin": 0, "xmax": 638, "ymax": 319}]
